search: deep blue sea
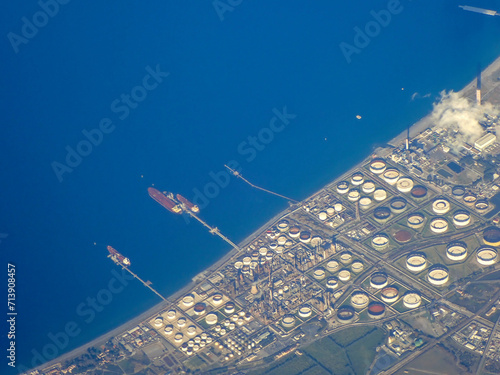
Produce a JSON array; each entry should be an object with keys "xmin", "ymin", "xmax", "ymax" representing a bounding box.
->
[{"xmin": 1, "ymin": 1, "xmax": 500, "ymax": 373}]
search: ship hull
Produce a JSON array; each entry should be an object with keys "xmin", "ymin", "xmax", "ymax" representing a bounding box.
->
[
  {"xmin": 148, "ymin": 187, "xmax": 182, "ymax": 214},
  {"xmin": 176, "ymin": 194, "xmax": 200, "ymax": 213},
  {"xmin": 107, "ymin": 246, "xmax": 131, "ymax": 266}
]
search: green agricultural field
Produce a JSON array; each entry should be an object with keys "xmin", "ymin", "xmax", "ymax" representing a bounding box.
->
[
  {"xmin": 300, "ymin": 364, "xmax": 331, "ymax": 375},
  {"xmin": 102, "ymin": 363, "xmax": 124, "ymax": 374},
  {"xmin": 330, "ymin": 325, "xmax": 375, "ymax": 346},
  {"xmin": 346, "ymin": 328, "xmax": 386, "ymax": 375},
  {"xmin": 449, "ymin": 283, "xmax": 500, "ymax": 313},
  {"xmin": 248, "ymin": 353, "xmax": 316, "ymax": 375},
  {"xmin": 478, "ymin": 269, "xmax": 500, "ymax": 281},
  {"xmin": 117, "ymin": 358, "xmax": 141, "ymax": 374},
  {"xmin": 130, "ymin": 370, "xmax": 152, "ymax": 375},
  {"xmin": 304, "ymin": 338, "xmax": 351, "ymax": 375},
  {"xmin": 246, "ymin": 326, "xmax": 386, "ymax": 375},
  {"xmin": 184, "ymin": 355, "xmax": 207, "ymax": 371}
]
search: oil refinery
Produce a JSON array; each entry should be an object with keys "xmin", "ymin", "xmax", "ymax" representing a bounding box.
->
[{"xmin": 41, "ymin": 59, "xmax": 500, "ymax": 375}]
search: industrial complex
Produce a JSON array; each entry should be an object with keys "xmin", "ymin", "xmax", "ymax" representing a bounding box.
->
[{"xmin": 25, "ymin": 49, "xmax": 500, "ymax": 375}]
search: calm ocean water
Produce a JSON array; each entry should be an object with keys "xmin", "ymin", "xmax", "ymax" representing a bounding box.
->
[{"xmin": 1, "ymin": 1, "xmax": 500, "ymax": 373}]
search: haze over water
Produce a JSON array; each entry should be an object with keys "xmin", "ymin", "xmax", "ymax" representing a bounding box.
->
[{"xmin": 2, "ymin": 1, "xmax": 500, "ymax": 373}]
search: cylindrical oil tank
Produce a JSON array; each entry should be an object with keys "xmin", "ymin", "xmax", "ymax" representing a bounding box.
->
[
  {"xmin": 411, "ymin": 185, "xmax": 428, "ymax": 199},
  {"xmin": 446, "ymin": 242, "xmax": 467, "ymax": 261},
  {"xmin": 453, "ymin": 210, "xmax": 471, "ymax": 227},
  {"xmin": 397, "ymin": 177, "xmax": 414, "ymax": 193},
  {"xmin": 407, "ymin": 213, "xmax": 425, "ymax": 229},
  {"xmin": 336, "ymin": 181, "xmax": 349, "ymax": 194},
  {"xmin": 370, "ymin": 159, "xmax": 387, "ymax": 174},
  {"xmin": 381, "ymin": 286, "xmax": 399, "ymax": 303},
  {"xmin": 430, "ymin": 217, "xmax": 448, "ymax": 233},
  {"xmin": 406, "ymin": 252, "xmax": 427, "ymax": 272},
  {"xmin": 427, "ymin": 265, "xmax": 449, "ymax": 286},
  {"xmin": 477, "ymin": 247, "xmax": 498, "ymax": 266},
  {"xmin": 403, "ymin": 292, "xmax": 422, "ymax": 309},
  {"xmin": 362, "ymin": 181, "xmax": 376, "ymax": 194},
  {"xmin": 383, "ymin": 169, "xmax": 400, "ymax": 185},
  {"xmin": 373, "ymin": 188, "xmax": 387, "ymax": 202},
  {"xmin": 390, "ymin": 197, "xmax": 407, "ymax": 214},
  {"xmin": 432, "ymin": 198, "xmax": 451, "ymax": 214},
  {"xmin": 370, "ymin": 272, "xmax": 389, "ymax": 289},
  {"xmin": 372, "ymin": 233, "xmax": 390, "ymax": 250},
  {"xmin": 367, "ymin": 302, "xmax": 386, "ymax": 319}
]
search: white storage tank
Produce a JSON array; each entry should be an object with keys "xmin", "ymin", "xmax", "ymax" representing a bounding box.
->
[
  {"xmin": 351, "ymin": 261, "xmax": 364, "ymax": 273},
  {"xmin": 446, "ymin": 242, "xmax": 467, "ymax": 261},
  {"xmin": 406, "ymin": 252, "xmax": 427, "ymax": 272},
  {"xmin": 427, "ymin": 266, "xmax": 449, "ymax": 286},
  {"xmin": 432, "ymin": 198, "xmax": 451, "ymax": 214},
  {"xmin": 477, "ymin": 247, "xmax": 498, "ymax": 266},
  {"xmin": 370, "ymin": 272, "xmax": 389, "ymax": 289},
  {"xmin": 383, "ymin": 169, "xmax": 400, "ymax": 185},
  {"xmin": 372, "ymin": 233, "xmax": 390, "ymax": 250},
  {"xmin": 397, "ymin": 177, "xmax": 414, "ymax": 193},
  {"xmin": 359, "ymin": 196, "xmax": 373, "ymax": 210},
  {"xmin": 350, "ymin": 291, "xmax": 370, "ymax": 309},
  {"xmin": 298, "ymin": 305, "xmax": 313, "ymax": 319},
  {"xmin": 338, "ymin": 269, "xmax": 351, "ymax": 282},
  {"xmin": 430, "ymin": 217, "xmax": 448, "ymax": 233},
  {"xmin": 370, "ymin": 159, "xmax": 387, "ymax": 174},
  {"xmin": 453, "ymin": 210, "xmax": 471, "ymax": 227},
  {"xmin": 403, "ymin": 292, "xmax": 422, "ymax": 309},
  {"xmin": 339, "ymin": 252, "xmax": 353, "ymax": 264},
  {"xmin": 336, "ymin": 181, "xmax": 349, "ymax": 194},
  {"xmin": 362, "ymin": 181, "xmax": 376, "ymax": 194},
  {"xmin": 373, "ymin": 188, "xmax": 387, "ymax": 202},
  {"xmin": 313, "ymin": 268, "xmax": 326, "ymax": 280},
  {"xmin": 326, "ymin": 260, "xmax": 340, "ymax": 272},
  {"xmin": 381, "ymin": 286, "xmax": 399, "ymax": 303},
  {"xmin": 326, "ymin": 277, "xmax": 339, "ymax": 289},
  {"xmin": 351, "ymin": 172, "xmax": 365, "ymax": 186},
  {"xmin": 348, "ymin": 189, "xmax": 361, "ymax": 202},
  {"xmin": 281, "ymin": 314, "xmax": 295, "ymax": 328},
  {"xmin": 407, "ymin": 213, "xmax": 425, "ymax": 229}
]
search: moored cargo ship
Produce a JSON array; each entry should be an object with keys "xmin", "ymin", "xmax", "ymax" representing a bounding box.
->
[
  {"xmin": 176, "ymin": 194, "xmax": 200, "ymax": 213},
  {"xmin": 107, "ymin": 245, "xmax": 131, "ymax": 266},
  {"xmin": 148, "ymin": 187, "xmax": 182, "ymax": 214}
]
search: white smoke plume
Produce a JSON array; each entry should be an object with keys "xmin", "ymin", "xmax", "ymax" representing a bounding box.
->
[{"xmin": 431, "ymin": 90, "xmax": 500, "ymax": 144}]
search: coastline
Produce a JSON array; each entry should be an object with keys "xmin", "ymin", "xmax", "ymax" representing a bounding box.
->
[
  {"xmin": 25, "ymin": 204, "xmax": 299, "ymax": 373},
  {"xmin": 389, "ymin": 54, "xmax": 500, "ymax": 148},
  {"xmin": 26, "ymin": 53, "xmax": 500, "ymax": 374}
]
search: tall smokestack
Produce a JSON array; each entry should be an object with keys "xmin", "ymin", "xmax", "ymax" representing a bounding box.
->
[
  {"xmin": 406, "ymin": 126, "xmax": 410, "ymax": 150},
  {"xmin": 476, "ymin": 64, "xmax": 482, "ymax": 106}
]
